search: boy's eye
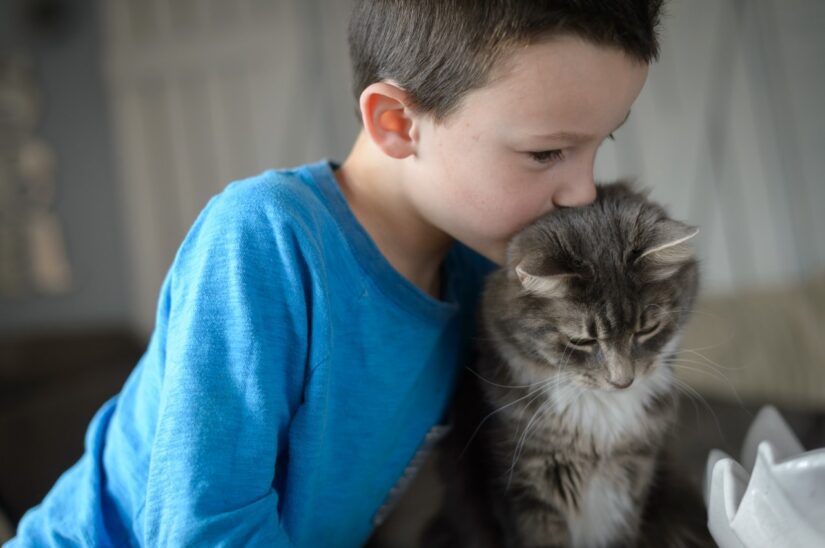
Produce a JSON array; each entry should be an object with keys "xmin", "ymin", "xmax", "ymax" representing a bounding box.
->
[
  {"xmin": 527, "ymin": 149, "xmax": 564, "ymax": 164},
  {"xmin": 608, "ymin": 132, "xmax": 616, "ymax": 141}
]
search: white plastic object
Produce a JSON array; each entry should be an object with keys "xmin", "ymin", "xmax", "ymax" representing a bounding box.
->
[{"xmin": 704, "ymin": 405, "xmax": 825, "ymax": 548}]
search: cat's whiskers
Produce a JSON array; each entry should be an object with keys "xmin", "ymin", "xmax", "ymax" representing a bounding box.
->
[
  {"xmin": 665, "ymin": 356, "xmax": 743, "ymax": 380},
  {"xmin": 675, "ymin": 338, "xmax": 733, "ymax": 353},
  {"xmin": 464, "ymin": 365, "xmax": 548, "ymax": 389},
  {"xmin": 665, "ymin": 358, "xmax": 736, "ymax": 383},
  {"xmin": 672, "ymin": 347, "xmax": 742, "ymax": 371},
  {"xmin": 515, "ymin": 381, "xmax": 592, "ymax": 481},
  {"xmin": 506, "ymin": 369, "xmax": 590, "ymax": 488},
  {"xmin": 664, "ymin": 359, "xmax": 750, "ymax": 415},
  {"xmin": 665, "ymin": 354, "xmax": 744, "ymax": 375},
  {"xmin": 651, "ymin": 305, "xmax": 726, "ymax": 322},
  {"xmin": 647, "ymin": 304, "xmax": 737, "ymax": 354},
  {"xmin": 459, "ymin": 373, "xmax": 571, "ymax": 460},
  {"xmin": 554, "ymin": 341, "xmax": 576, "ymax": 394},
  {"xmin": 548, "ymin": 343, "xmax": 585, "ymax": 413},
  {"xmin": 663, "ymin": 352, "xmax": 751, "ymax": 417},
  {"xmin": 507, "ymin": 397, "xmax": 556, "ymax": 489},
  {"xmin": 669, "ymin": 380, "xmax": 702, "ymax": 430},
  {"xmin": 670, "ymin": 377, "xmax": 726, "ymax": 442},
  {"xmin": 671, "ymin": 324, "xmax": 736, "ymax": 353},
  {"xmin": 484, "ymin": 346, "xmax": 580, "ymax": 484}
]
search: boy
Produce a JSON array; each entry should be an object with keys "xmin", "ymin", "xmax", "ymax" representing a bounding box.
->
[{"xmin": 8, "ymin": 1, "xmax": 661, "ymax": 546}]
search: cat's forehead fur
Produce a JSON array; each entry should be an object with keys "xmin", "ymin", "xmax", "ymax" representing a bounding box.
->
[
  {"xmin": 494, "ymin": 181, "xmax": 699, "ymax": 339},
  {"xmin": 511, "ymin": 182, "xmax": 662, "ymax": 273},
  {"xmin": 510, "ymin": 183, "xmax": 681, "ymax": 292}
]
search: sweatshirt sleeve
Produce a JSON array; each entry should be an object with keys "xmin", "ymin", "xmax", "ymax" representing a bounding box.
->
[{"xmin": 140, "ymin": 181, "xmax": 316, "ymax": 547}]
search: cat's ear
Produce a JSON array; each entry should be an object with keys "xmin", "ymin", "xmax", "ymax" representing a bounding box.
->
[
  {"xmin": 636, "ymin": 220, "xmax": 699, "ymax": 280},
  {"xmin": 512, "ymin": 260, "xmax": 575, "ymax": 298}
]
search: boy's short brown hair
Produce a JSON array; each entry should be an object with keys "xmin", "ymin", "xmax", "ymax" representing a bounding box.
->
[{"xmin": 348, "ymin": 0, "xmax": 664, "ymax": 122}]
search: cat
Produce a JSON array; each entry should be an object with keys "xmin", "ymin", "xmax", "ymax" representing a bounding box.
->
[{"xmin": 424, "ymin": 181, "xmax": 713, "ymax": 548}]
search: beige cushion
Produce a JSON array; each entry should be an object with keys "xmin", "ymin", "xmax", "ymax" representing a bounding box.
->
[{"xmin": 677, "ymin": 272, "xmax": 825, "ymax": 410}]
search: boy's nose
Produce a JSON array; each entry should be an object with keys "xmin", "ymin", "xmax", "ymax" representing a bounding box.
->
[{"xmin": 552, "ymin": 177, "xmax": 597, "ymax": 208}]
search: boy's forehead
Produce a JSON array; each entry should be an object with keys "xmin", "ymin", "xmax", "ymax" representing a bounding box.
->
[{"xmin": 462, "ymin": 36, "xmax": 648, "ymax": 134}]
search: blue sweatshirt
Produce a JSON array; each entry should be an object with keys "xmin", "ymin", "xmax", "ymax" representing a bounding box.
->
[{"xmin": 7, "ymin": 160, "xmax": 494, "ymax": 547}]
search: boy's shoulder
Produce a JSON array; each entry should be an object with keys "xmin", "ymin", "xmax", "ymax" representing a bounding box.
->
[
  {"xmin": 211, "ymin": 165, "xmax": 328, "ymax": 232},
  {"xmin": 196, "ymin": 163, "xmax": 346, "ymax": 246},
  {"xmin": 215, "ymin": 163, "xmax": 502, "ymax": 280},
  {"xmin": 171, "ymin": 164, "xmax": 336, "ymax": 280},
  {"xmin": 180, "ymin": 161, "xmax": 499, "ymax": 296}
]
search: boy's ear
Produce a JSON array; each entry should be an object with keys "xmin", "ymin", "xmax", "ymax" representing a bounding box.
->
[{"xmin": 359, "ymin": 81, "xmax": 419, "ymax": 159}]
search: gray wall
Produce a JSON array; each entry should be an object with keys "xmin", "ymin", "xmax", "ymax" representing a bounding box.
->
[{"xmin": 0, "ymin": 1, "xmax": 130, "ymax": 335}]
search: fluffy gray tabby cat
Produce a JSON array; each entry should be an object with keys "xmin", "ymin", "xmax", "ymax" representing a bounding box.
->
[{"xmin": 425, "ymin": 182, "xmax": 713, "ymax": 548}]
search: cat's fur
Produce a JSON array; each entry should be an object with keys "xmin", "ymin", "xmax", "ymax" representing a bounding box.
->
[{"xmin": 425, "ymin": 182, "xmax": 713, "ymax": 548}]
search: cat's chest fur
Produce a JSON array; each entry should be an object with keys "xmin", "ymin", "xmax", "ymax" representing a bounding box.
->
[
  {"xmin": 523, "ymin": 367, "xmax": 674, "ymax": 547},
  {"xmin": 546, "ymin": 363, "xmax": 674, "ymax": 452}
]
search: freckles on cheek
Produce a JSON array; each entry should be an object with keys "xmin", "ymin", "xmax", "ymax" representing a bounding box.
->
[
  {"xmin": 461, "ymin": 177, "xmax": 533, "ymax": 237},
  {"xmin": 477, "ymin": 197, "xmax": 529, "ymax": 238},
  {"xmin": 502, "ymin": 196, "xmax": 550, "ymax": 237},
  {"xmin": 451, "ymin": 182, "xmax": 487, "ymax": 217},
  {"xmin": 435, "ymin": 147, "xmax": 486, "ymax": 207}
]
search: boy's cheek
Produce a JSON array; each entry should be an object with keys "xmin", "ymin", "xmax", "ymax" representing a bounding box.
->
[{"xmin": 423, "ymin": 143, "xmax": 549, "ymax": 236}]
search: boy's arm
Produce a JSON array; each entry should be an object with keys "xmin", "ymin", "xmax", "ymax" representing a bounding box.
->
[{"xmin": 141, "ymin": 185, "xmax": 314, "ymax": 546}]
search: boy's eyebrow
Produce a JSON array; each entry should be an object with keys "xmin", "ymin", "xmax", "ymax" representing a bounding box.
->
[{"xmin": 531, "ymin": 110, "xmax": 632, "ymax": 144}]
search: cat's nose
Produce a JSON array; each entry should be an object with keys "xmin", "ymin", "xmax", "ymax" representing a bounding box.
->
[{"xmin": 608, "ymin": 378, "xmax": 634, "ymax": 389}]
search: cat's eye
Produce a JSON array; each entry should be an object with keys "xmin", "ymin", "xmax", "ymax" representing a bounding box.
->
[
  {"xmin": 634, "ymin": 321, "xmax": 661, "ymax": 341},
  {"xmin": 567, "ymin": 337, "xmax": 597, "ymax": 349},
  {"xmin": 527, "ymin": 149, "xmax": 564, "ymax": 164}
]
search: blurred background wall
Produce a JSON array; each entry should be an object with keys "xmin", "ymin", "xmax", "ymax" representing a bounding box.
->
[
  {"xmin": 0, "ymin": 0, "xmax": 823, "ymax": 536},
  {"xmin": 0, "ymin": 0, "xmax": 129, "ymax": 335},
  {"xmin": 100, "ymin": 0, "xmax": 357, "ymax": 336},
  {"xmin": 1, "ymin": 0, "xmax": 823, "ymax": 334}
]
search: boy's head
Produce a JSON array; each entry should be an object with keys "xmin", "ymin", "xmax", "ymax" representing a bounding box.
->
[{"xmin": 347, "ymin": 1, "xmax": 664, "ymax": 264}]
